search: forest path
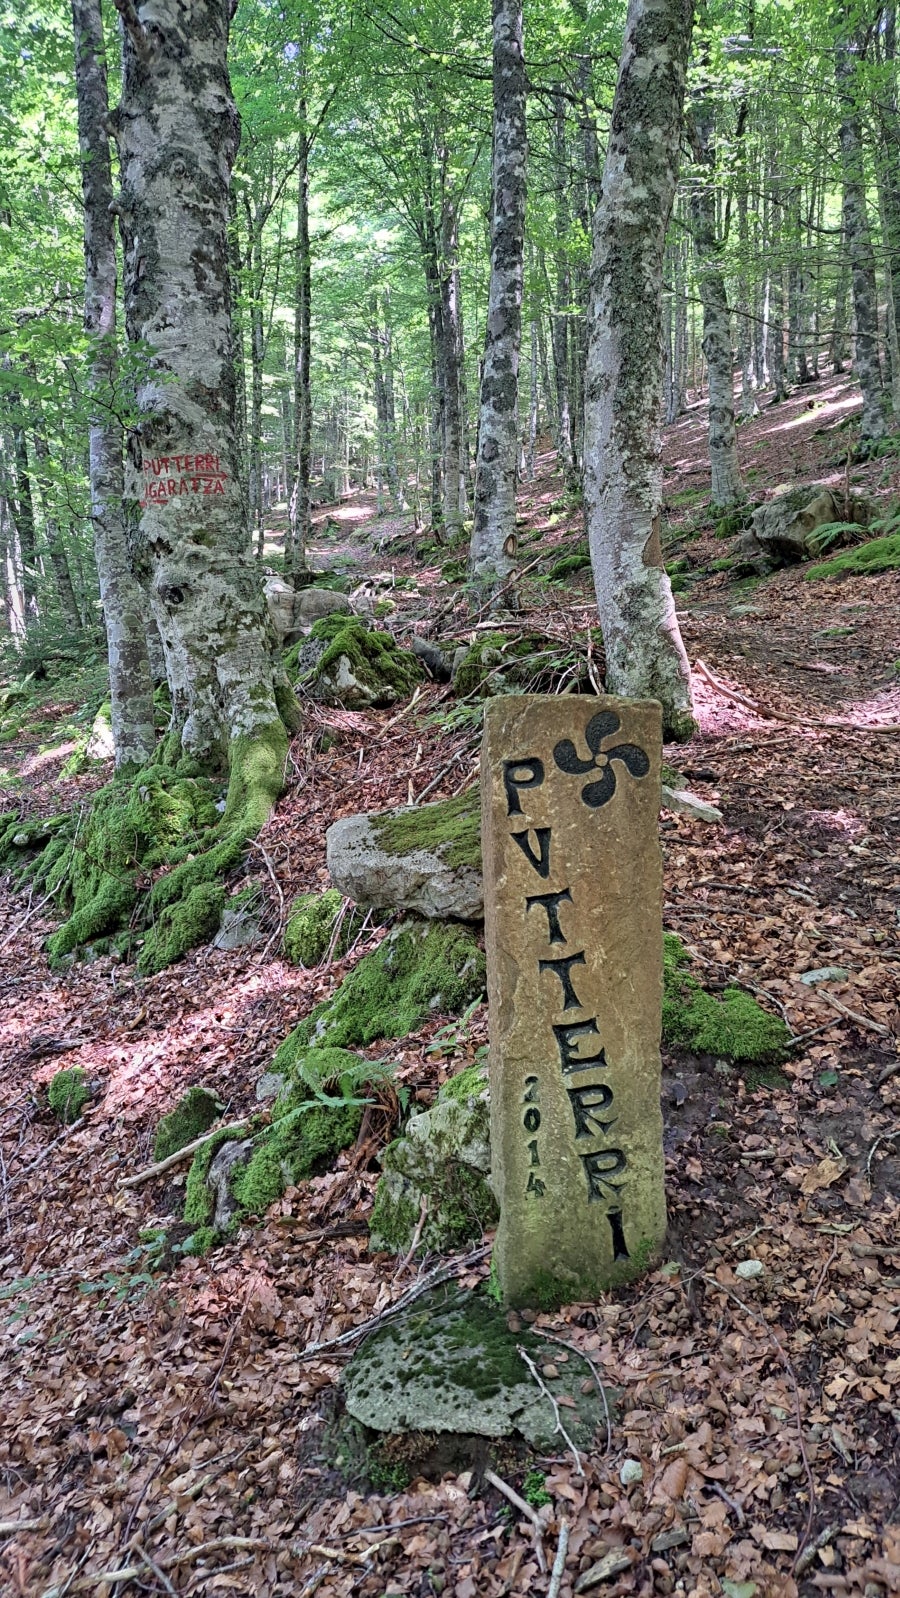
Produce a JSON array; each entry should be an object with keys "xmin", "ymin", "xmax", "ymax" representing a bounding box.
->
[{"xmin": 0, "ymin": 388, "xmax": 898, "ymax": 1596}]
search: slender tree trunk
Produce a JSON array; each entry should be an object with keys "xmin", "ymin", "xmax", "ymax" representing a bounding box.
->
[
  {"xmin": 246, "ymin": 202, "xmax": 265, "ymax": 557},
  {"xmin": 835, "ymin": 19, "xmax": 888, "ymax": 446},
  {"xmin": 584, "ymin": 0, "xmax": 694, "ymax": 737},
  {"xmin": 689, "ymin": 101, "xmax": 743, "ymax": 506},
  {"xmin": 72, "ymin": 0, "xmax": 155, "ymax": 768},
  {"xmin": 289, "ymin": 119, "xmax": 313, "ymax": 581},
  {"xmin": 550, "ymin": 91, "xmax": 576, "ymax": 485},
  {"xmin": 28, "ymin": 415, "xmax": 83, "ymax": 633},
  {"xmin": 117, "ymin": 0, "xmax": 291, "ymax": 771},
  {"xmin": 468, "ymin": 0, "xmax": 527, "ymax": 607},
  {"xmin": 439, "ymin": 202, "xmax": 467, "ymax": 533}
]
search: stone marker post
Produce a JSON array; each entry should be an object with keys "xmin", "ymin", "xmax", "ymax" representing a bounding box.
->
[{"xmin": 482, "ymin": 695, "xmax": 666, "ymax": 1308}]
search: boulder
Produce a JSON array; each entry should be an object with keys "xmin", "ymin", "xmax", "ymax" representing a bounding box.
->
[
  {"xmin": 291, "ymin": 615, "xmax": 422, "ymax": 710},
  {"xmin": 341, "ymin": 1284, "xmax": 608, "ymax": 1449},
  {"xmin": 740, "ymin": 485, "xmax": 873, "ymax": 574},
  {"xmin": 369, "ymin": 1065, "xmax": 497, "ymax": 1255},
  {"xmin": 326, "ymin": 788, "xmax": 483, "ymax": 920},
  {"xmin": 265, "ymin": 574, "xmax": 351, "ymax": 647}
]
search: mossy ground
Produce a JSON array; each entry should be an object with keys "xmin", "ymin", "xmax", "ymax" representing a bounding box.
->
[
  {"xmin": 48, "ymin": 1067, "xmax": 90, "ymax": 1124},
  {"xmin": 662, "ymin": 933, "xmax": 791, "ymax": 1061},
  {"xmin": 283, "ymin": 920, "xmax": 486, "ymax": 1052},
  {"xmin": 805, "ymin": 531, "xmax": 900, "ymax": 579},
  {"xmin": 453, "ymin": 630, "xmax": 599, "ymax": 699},
  {"xmin": 153, "ymin": 1087, "xmax": 222, "ymax": 1163},
  {"xmin": 283, "ymin": 887, "xmax": 367, "ymax": 967},
  {"xmin": 370, "ymin": 786, "xmax": 481, "ymax": 871},
  {"xmin": 4, "ymin": 719, "xmax": 289, "ymax": 976}
]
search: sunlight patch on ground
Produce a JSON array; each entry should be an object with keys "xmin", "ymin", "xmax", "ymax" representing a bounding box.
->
[
  {"xmin": 802, "ymin": 807, "xmax": 866, "ymax": 838},
  {"xmin": 17, "ymin": 741, "xmax": 79, "ymax": 780}
]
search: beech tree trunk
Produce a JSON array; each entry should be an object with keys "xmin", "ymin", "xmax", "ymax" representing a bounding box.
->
[
  {"xmin": 288, "ymin": 118, "xmax": 313, "ymax": 580},
  {"xmin": 835, "ymin": 23, "xmax": 888, "ymax": 447},
  {"xmin": 690, "ymin": 101, "xmax": 743, "ymax": 507},
  {"xmin": 72, "ymin": 0, "xmax": 155, "ymax": 768},
  {"xmin": 468, "ymin": 0, "xmax": 527, "ymax": 607},
  {"xmin": 117, "ymin": 0, "xmax": 290, "ymax": 771},
  {"xmin": 583, "ymin": 0, "xmax": 694, "ymax": 738}
]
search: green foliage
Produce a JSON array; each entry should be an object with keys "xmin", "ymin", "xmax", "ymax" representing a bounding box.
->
[
  {"xmin": 153, "ymin": 1087, "xmax": 222, "ymax": 1164},
  {"xmin": 662, "ymin": 935, "xmax": 790, "ymax": 1062},
  {"xmin": 371, "ymin": 785, "xmax": 481, "ymax": 871},
  {"xmin": 805, "ymin": 532, "xmax": 900, "ymax": 580},
  {"xmin": 47, "ymin": 1066, "xmax": 90, "ymax": 1125},
  {"xmin": 284, "ymin": 919, "xmax": 486, "ymax": 1052},
  {"xmin": 283, "ymin": 887, "xmax": 367, "ymax": 967},
  {"xmin": 522, "ymin": 1471, "xmax": 551, "ymax": 1508}
]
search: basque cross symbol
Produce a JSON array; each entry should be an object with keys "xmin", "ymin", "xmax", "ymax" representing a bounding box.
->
[{"xmin": 552, "ymin": 710, "xmax": 650, "ymax": 808}]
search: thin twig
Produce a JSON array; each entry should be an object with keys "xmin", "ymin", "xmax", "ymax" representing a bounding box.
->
[
  {"xmin": 535, "ymin": 1330, "xmax": 612, "ymax": 1455},
  {"xmin": 394, "ymin": 1194, "xmax": 429, "ymax": 1277},
  {"xmin": 700, "ymin": 1274, "xmax": 815, "ymax": 1567},
  {"xmin": 516, "ymin": 1346, "xmax": 584, "ymax": 1477},
  {"xmin": 817, "ymin": 990, "xmax": 890, "ymax": 1036},
  {"xmin": 483, "ymin": 1469, "xmax": 547, "ymax": 1575},
  {"xmin": 136, "ymin": 1547, "xmax": 178, "ymax": 1596},
  {"xmin": 707, "ymin": 1481, "xmax": 746, "ymax": 1526},
  {"xmin": 547, "ymin": 1519, "xmax": 569, "ymax": 1598},
  {"xmin": 299, "ymin": 1243, "xmax": 491, "ymax": 1358},
  {"xmin": 866, "ymin": 1130, "xmax": 900, "ymax": 1175}
]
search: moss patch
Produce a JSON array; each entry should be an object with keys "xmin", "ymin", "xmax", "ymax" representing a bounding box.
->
[
  {"xmin": 663, "ymin": 934, "xmax": 791, "ymax": 1061},
  {"xmin": 47, "ymin": 1066, "xmax": 90, "ymax": 1125},
  {"xmin": 805, "ymin": 531, "xmax": 900, "ymax": 580},
  {"xmin": 283, "ymin": 920, "xmax": 486, "ymax": 1053},
  {"xmin": 283, "ymin": 888, "xmax": 367, "ymax": 967},
  {"xmin": 153, "ymin": 1086, "xmax": 222, "ymax": 1163},
  {"xmin": 299, "ymin": 615, "xmax": 422, "ymax": 703},
  {"xmin": 182, "ymin": 1048, "xmax": 383, "ymax": 1241},
  {"xmin": 20, "ymin": 719, "xmax": 288, "ymax": 976},
  {"xmin": 370, "ymin": 787, "xmax": 481, "ymax": 872}
]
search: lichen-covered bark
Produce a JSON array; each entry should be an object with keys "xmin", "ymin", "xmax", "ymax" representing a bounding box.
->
[
  {"xmin": 117, "ymin": 0, "xmax": 288, "ymax": 768},
  {"xmin": 72, "ymin": 0, "xmax": 155, "ymax": 769},
  {"xmin": 689, "ymin": 102, "xmax": 743, "ymax": 507},
  {"xmin": 835, "ymin": 24, "xmax": 889, "ymax": 447},
  {"xmin": 288, "ymin": 116, "xmax": 313, "ymax": 579},
  {"xmin": 468, "ymin": 0, "xmax": 527, "ymax": 607},
  {"xmin": 583, "ymin": 0, "xmax": 694, "ymax": 738}
]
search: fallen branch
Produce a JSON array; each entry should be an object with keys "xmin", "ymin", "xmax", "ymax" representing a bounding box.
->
[
  {"xmin": 536, "ymin": 1330, "xmax": 612, "ymax": 1455},
  {"xmin": 693, "ymin": 658, "xmax": 900, "ymax": 733},
  {"xmin": 483, "ymin": 1468, "xmax": 547, "ymax": 1575},
  {"xmin": 816, "ymin": 991, "xmax": 890, "ymax": 1037},
  {"xmin": 547, "ymin": 1519, "xmax": 569, "ymax": 1598},
  {"xmin": 0, "ymin": 1517, "xmax": 47, "ymax": 1535},
  {"xmin": 117, "ymin": 1119, "xmax": 252, "ymax": 1189},
  {"xmin": 42, "ymin": 1538, "xmax": 272, "ymax": 1597},
  {"xmin": 516, "ymin": 1345, "xmax": 584, "ymax": 1477}
]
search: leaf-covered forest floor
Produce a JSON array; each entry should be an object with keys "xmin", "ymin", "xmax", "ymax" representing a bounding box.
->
[{"xmin": 0, "ymin": 370, "xmax": 898, "ymax": 1598}]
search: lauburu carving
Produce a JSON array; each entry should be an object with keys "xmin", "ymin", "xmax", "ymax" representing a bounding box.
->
[{"xmin": 552, "ymin": 711, "xmax": 650, "ymax": 809}]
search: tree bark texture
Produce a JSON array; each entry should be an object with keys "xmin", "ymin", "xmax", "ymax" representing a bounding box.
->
[
  {"xmin": 468, "ymin": 0, "xmax": 527, "ymax": 605},
  {"xmin": 72, "ymin": 0, "xmax": 156, "ymax": 768},
  {"xmin": 835, "ymin": 23, "xmax": 888, "ymax": 445},
  {"xmin": 289, "ymin": 119, "xmax": 312, "ymax": 578},
  {"xmin": 117, "ymin": 0, "xmax": 285, "ymax": 768},
  {"xmin": 583, "ymin": 0, "xmax": 694, "ymax": 737},
  {"xmin": 689, "ymin": 101, "xmax": 743, "ymax": 507}
]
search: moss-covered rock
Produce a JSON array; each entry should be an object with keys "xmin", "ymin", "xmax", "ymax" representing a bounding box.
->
[
  {"xmin": 662, "ymin": 934, "xmax": 791, "ymax": 1061},
  {"xmin": 547, "ymin": 546, "xmax": 591, "ymax": 582},
  {"xmin": 153, "ymin": 1086, "xmax": 222, "ymax": 1163},
  {"xmin": 48, "ymin": 1066, "xmax": 90, "ymax": 1124},
  {"xmin": 283, "ymin": 887, "xmax": 367, "ymax": 967},
  {"xmin": 452, "ymin": 629, "xmax": 600, "ymax": 699},
  {"xmin": 182, "ymin": 1047, "xmax": 384, "ymax": 1240},
  {"xmin": 805, "ymin": 531, "xmax": 900, "ymax": 580},
  {"xmin": 326, "ymin": 789, "xmax": 483, "ymax": 921},
  {"xmin": 282, "ymin": 919, "xmax": 486, "ymax": 1054},
  {"xmin": 370, "ymin": 1064, "xmax": 497, "ymax": 1255},
  {"xmin": 292, "ymin": 614, "xmax": 423, "ymax": 709}
]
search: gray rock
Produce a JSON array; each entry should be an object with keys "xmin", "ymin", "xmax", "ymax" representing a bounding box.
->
[
  {"xmin": 661, "ymin": 786, "xmax": 723, "ymax": 823},
  {"xmin": 799, "ymin": 966, "xmax": 851, "ymax": 985},
  {"xmin": 294, "ymin": 587, "xmax": 351, "ymax": 632},
  {"xmin": 327, "ymin": 806, "xmax": 484, "ymax": 920},
  {"xmin": 213, "ymin": 906, "xmax": 263, "ymax": 950},
  {"xmin": 264, "ymin": 576, "xmax": 296, "ymax": 646},
  {"xmin": 740, "ymin": 485, "xmax": 872, "ymax": 574},
  {"xmin": 369, "ymin": 1069, "xmax": 496, "ymax": 1254},
  {"xmin": 411, "ymin": 635, "xmax": 452, "ymax": 682},
  {"xmin": 207, "ymin": 1138, "xmax": 255, "ymax": 1231},
  {"xmin": 341, "ymin": 1285, "xmax": 608, "ymax": 1448},
  {"xmin": 255, "ymin": 1072, "xmax": 286, "ymax": 1102}
]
